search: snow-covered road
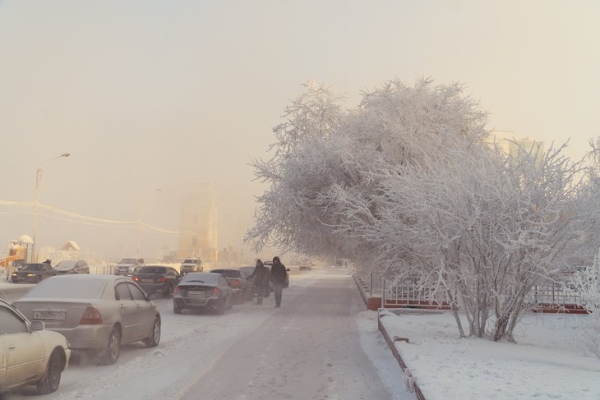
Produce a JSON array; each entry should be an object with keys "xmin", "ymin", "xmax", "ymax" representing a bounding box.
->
[{"xmin": 4, "ymin": 268, "xmax": 411, "ymax": 400}]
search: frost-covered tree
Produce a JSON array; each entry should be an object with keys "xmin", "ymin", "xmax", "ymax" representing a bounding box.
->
[
  {"xmin": 247, "ymin": 78, "xmax": 488, "ymax": 268},
  {"xmin": 247, "ymin": 77, "xmax": 593, "ymax": 341},
  {"xmin": 247, "ymin": 80, "xmax": 347, "ymax": 255},
  {"xmin": 350, "ymin": 142, "xmax": 587, "ymax": 340},
  {"xmin": 570, "ymin": 250, "xmax": 600, "ymax": 361}
]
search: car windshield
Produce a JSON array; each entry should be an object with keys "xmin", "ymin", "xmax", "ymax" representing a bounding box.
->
[
  {"xmin": 119, "ymin": 258, "xmax": 137, "ymax": 264},
  {"xmin": 183, "ymin": 259, "xmax": 198, "ymax": 264},
  {"xmin": 55, "ymin": 260, "xmax": 76, "ymax": 270},
  {"xmin": 181, "ymin": 273, "xmax": 218, "ymax": 284},
  {"xmin": 211, "ymin": 269, "xmax": 241, "ymax": 278},
  {"xmin": 138, "ymin": 266, "xmax": 167, "ymax": 274},
  {"xmin": 23, "ymin": 278, "xmax": 106, "ymax": 299},
  {"xmin": 22, "ymin": 264, "xmax": 44, "ymax": 271}
]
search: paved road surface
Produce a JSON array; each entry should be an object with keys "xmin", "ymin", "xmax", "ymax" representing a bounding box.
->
[
  {"xmin": 181, "ymin": 269, "xmax": 397, "ymax": 400},
  {"xmin": 1, "ymin": 268, "xmax": 411, "ymax": 400}
]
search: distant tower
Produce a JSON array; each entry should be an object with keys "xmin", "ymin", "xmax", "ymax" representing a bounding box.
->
[{"xmin": 177, "ymin": 182, "xmax": 218, "ymax": 262}]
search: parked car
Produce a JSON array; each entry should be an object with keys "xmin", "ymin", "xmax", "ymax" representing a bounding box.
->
[
  {"xmin": 54, "ymin": 259, "xmax": 90, "ymax": 275},
  {"xmin": 263, "ymin": 261, "xmax": 290, "ymax": 288},
  {"xmin": 12, "ymin": 275, "xmax": 161, "ymax": 365},
  {"xmin": 132, "ymin": 265, "xmax": 181, "ymax": 297},
  {"xmin": 238, "ymin": 266, "xmax": 256, "ymax": 285},
  {"xmin": 210, "ymin": 268, "xmax": 252, "ymax": 302},
  {"xmin": 180, "ymin": 257, "xmax": 203, "ymax": 275},
  {"xmin": 11, "ymin": 262, "xmax": 55, "ymax": 283},
  {"xmin": 0, "ymin": 298, "xmax": 71, "ymax": 395},
  {"xmin": 114, "ymin": 257, "xmax": 144, "ymax": 276},
  {"xmin": 173, "ymin": 272, "xmax": 234, "ymax": 315},
  {"xmin": 239, "ymin": 265, "xmax": 272, "ymax": 297}
]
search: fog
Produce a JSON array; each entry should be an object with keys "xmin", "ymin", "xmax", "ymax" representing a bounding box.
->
[{"xmin": 0, "ymin": 0, "xmax": 598, "ymax": 261}]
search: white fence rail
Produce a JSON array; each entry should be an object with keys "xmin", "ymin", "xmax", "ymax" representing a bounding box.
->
[{"xmin": 357, "ymin": 270, "xmax": 586, "ymax": 311}]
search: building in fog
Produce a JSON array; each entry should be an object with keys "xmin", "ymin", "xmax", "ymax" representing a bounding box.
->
[
  {"xmin": 177, "ymin": 182, "xmax": 218, "ymax": 262},
  {"xmin": 491, "ymin": 130, "xmax": 544, "ymax": 164}
]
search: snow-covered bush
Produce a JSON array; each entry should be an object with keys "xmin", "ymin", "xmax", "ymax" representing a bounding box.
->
[
  {"xmin": 570, "ymin": 251, "xmax": 600, "ymax": 360},
  {"xmin": 364, "ymin": 142, "xmax": 587, "ymax": 340}
]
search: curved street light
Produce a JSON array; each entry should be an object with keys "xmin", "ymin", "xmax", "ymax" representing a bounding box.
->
[{"xmin": 31, "ymin": 152, "xmax": 70, "ymax": 262}]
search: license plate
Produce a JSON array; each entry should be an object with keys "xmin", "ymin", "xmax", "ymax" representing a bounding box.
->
[
  {"xmin": 187, "ymin": 290, "xmax": 206, "ymax": 297},
  {"xmin": 33, "ymin": 311, "xmax": 66, "ymax": 320},
  {"xmin": 142, "ymin": 279, "xmax": 154, "ymax": 283}
]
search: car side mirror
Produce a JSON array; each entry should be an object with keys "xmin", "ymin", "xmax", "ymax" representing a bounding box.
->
[
  {"xmin": 147, "ymin": 292, "xmax": 157, "ymax": 301},
  {"xmin": 286, "ymin": 268, "xmax": 290, "ymax": 272},
  {"xmin": 31, "ymin": 320, "xmax": 45, "ymax": 331}
]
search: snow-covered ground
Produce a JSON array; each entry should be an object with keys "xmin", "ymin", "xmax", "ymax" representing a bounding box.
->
[
  {"xmin": 379, "ymin": 309, "xmax": 600, "ymax": 400},
  {"xmin": 4, "ymin": 271, "xmax": 597, "ymax": 400},
  {"xmin": 1, "ymin": 269, "xmax": 411, "ymax": 400}
]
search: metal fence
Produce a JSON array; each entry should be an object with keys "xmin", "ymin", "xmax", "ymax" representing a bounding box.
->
[
  {"xmin": 382, "ymin": 282, "xmax": 450, "ymax": 307},
  {"xmin": 371, "ymin": 273, "xmax": 586, "ymax": 311},
  {"xmin": 525, "ymin": 284, "xmax": 585, "ymax": 306},
  {"xmin": 354, "ymin": 269, "xmax": 383, "ymax": 296}
]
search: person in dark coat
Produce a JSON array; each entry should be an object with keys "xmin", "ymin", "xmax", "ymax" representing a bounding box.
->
[
  {"xmin": 247, "ymin": 259, "xmax": 269, "ymax": 305},
  {"xmin": 270, "ymin": 256, "xmax": 288, "ymax": 308}
]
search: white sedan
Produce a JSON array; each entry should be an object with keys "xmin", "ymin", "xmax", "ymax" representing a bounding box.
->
[
  {"xmin": 13, "ymin": 274, "xmax": 161, "ymax": 365},
  {"xmin": 0, "ymin": 298, "xmax": 70, "ymax": 396}
]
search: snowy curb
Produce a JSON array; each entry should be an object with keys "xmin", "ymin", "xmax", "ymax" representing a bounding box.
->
[
  {"xmin": 378, "ymin": 310, "xmax": 427, "ymax": 400},
  {"xmin": 353, "ymin": 274, "xmax": 370, "ymax": 305},
  {"xmin": 353, "ymin": 274, "xmax": 427, "ymax": 399}
]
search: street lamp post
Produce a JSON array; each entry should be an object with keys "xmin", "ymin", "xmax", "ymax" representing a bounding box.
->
[{"xmin": 32, "ymin": 152, "xmax": 70, "ymax": 263}]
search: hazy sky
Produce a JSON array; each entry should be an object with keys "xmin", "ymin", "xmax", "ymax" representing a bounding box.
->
[{"xmin": 0, "ymin": 0, "xmax": 598, "ymax": 261}]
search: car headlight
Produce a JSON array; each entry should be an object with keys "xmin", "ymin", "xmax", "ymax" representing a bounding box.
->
[{"xmin": 27, "ymin": 273, "xmax": 35, "ymax": 277}]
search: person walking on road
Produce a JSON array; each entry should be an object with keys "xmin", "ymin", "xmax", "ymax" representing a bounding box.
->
[
  {"xmin": 270, "ymin": 256, "xmax": 288, "ymax": 308},
  {"xmin": 247, "ymin": 259, "xmax": 269, "ymax": 305}
]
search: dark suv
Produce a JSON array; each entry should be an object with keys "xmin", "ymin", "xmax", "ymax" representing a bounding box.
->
[
  {"xmin": 210, "ymin": 269, "xmax": 252, "ymax": 302},
  {"xmin": 132, "ymin": 265, "xmax": 181, "ymax": 297}
]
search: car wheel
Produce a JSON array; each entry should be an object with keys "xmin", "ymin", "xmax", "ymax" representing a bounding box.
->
[
  {"xmin": 143, "ymin": 317, "xmax": 161, "ymax": 347},
  {"xmin": 36, "ymin": 349, "xmax": 63, "ymax": 394},
  {"xmin": 214, "ymin": 299, "xmax": 226, "ymax": 315},
  {"xmin": 174, "ymin": 306, "xmax": 182, "ymax": 314},
  {"xmin": 100, "ymin": 327, "xmax": 121, "ymax": 365}
]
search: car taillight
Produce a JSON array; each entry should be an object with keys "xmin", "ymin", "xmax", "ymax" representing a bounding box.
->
[
  {"xmin": 132, "ymin": 276, "xmax": 139, "ymax": 281},
  {"xmin": 80, "ymin": 307, "xmax": 103, "ymax": 325},
  {"xmin": 174, "ymin": 286, "xmax": 181, "ymax": 294},
  {"xmin": 230, "ymin": 279, "xmax": 240, "ymax": 287},
  {"xmin": 157, "ymin": 277, "xmax": 168, "ymax": 283},
  {"xmin": 212, "ymin": 287, "xmax": 220, "ymax": 296}
]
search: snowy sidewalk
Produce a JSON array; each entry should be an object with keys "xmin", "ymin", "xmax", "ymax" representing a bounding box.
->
[{"xmin": 354, "ymin": 271, "xmax": 600, "ymax": 400}]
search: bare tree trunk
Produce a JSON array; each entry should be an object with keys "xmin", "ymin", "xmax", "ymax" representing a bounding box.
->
[{"xmin": 447, "ymin": 288, "xmax": 466, "ymax": 338}]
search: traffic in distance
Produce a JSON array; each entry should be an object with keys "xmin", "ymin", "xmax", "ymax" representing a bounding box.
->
[{"xmin": 0, "ymin": 256, "xmax": 300, "ymax": 397}]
